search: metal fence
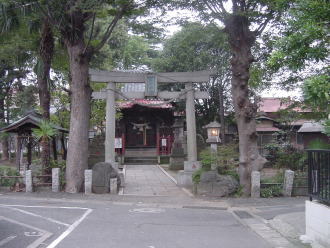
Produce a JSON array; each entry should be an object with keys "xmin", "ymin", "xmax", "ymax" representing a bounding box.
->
[{"xmin": 307, "ymin": 149, "xmax": 330, "ymax": 205}]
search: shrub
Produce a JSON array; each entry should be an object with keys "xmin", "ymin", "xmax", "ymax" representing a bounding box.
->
[
  {"xmin": 0, "ymin": 166, "xmax": 20, "ymax": 187},
  {"xmin": 261, "ymin": 185, "xmax": 283, "ymax": 198},
  {"xmin": 261, "ymin": 171, "xmax": 284, "ymax": 184},
  {"xmin": 264, "ymin": 142, "xmax": 307, "ymax": 171},
  {"xmin": 199, "ymin": 143, "xmax": 239, "ymax": 172},
  {"xmin": 308, "ymin": 139, "xmax": 330, "ymax": 150}
]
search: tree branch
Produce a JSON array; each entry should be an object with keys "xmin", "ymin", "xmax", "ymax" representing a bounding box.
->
[
  {"xmin": 90, "ymin": 11, "xmax": 123, "ymax": 54},
  {"xmin": 83, "ymin": 13, "xmax": 95, "ymax": 55},
  {"xmin": 255, "ymin": 12, "xmax": 274, "ymax": 35}
]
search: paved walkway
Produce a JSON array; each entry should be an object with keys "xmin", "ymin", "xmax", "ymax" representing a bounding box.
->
[{"xmin": 123, "ymin": 164, "xmax": 187, "ymax": 197}]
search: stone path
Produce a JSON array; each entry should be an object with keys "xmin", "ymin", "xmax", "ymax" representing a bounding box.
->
[{"xmin": 123, "ymin": 164, "xmax": 187, "ymax": 196}]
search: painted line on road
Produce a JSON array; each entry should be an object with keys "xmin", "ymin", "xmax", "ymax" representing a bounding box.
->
[
  {"xmin": 46, "ymin": 208, "xmax": 92, "ymax": 248},
  {"xmin": 0, "ymin": 216, "xmax": 52, "ymax": 248},
  {"xmin": 0, "ymin": 236, "xmax": 16, "ymax": 247},
  {"xmin": 0, "ymin": 204, "xmax": 89, "ymax": 210},
  {"xmin": 1, "ymin": 206, "xmax": 70, "ymax": 227}
]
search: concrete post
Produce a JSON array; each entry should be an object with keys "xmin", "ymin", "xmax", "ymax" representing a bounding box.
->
[
  {"xmin": 251, "ymin": 171, "xmax": 260, "ymax": 198},
  {"xmin": 118, "ymin": 171, "xmax": 125, "ymax": 187},
  {"xmin": 105, "ymin": 82, "xmax": 116, "ymax": 164},
  {"xmin": 25, "ymin": 170, "xmax": 33, "ymax": 193},
  {"xmin": 52, "ymin": 168, "xmax": 60, "ymax": 192},
  {"xmin": 283, "ymin": 170, "xmax": 294, "ymax": 197},
  {"xmin": 185, "ymin": 83, "xmax": 197, "ymax": 162},
  {"xmin": 110, "ymin": 178, "xmax": 117, "ymax": 194},
  {"xmin": 84, "ymin": 169, "xmax": 92, "ymax": 194}
]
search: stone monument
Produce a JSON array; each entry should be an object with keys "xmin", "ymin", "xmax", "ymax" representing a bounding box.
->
[{"xmin": 92, "ymin": 162, "xmax": 120, "ymax": 194}]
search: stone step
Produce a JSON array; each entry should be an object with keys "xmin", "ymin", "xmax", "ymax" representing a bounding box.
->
[
  {"xmin": 124, "ymin": 157, "xmax": 158, "ymax": 165},
  {"xmin": 125, "ymin": 148, "xmax": 157, "ymax": 157}
]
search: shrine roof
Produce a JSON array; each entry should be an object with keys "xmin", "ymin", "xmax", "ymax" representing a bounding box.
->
[
  {"xmin": 256, "ymin": 127, "xmax": 281, "ymax": 132},
  {"xmin": 298, "ymin": 121, "xmax": 325, "ymax": 133},
  {"xmin": 258, "ymin": 98, "xmax": 311, "ymax": 113},
  {"xmin": 117, "ymin": 99, "xmax": 172, "ymax": 109},
  {"xmin": 1, "ymin": 111, "xmax": 68, "ymax": 133}
]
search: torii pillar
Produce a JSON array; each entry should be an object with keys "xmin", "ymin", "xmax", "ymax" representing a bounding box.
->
[
  {"xmin": 105, "ymin": 82, "xmax": 117, "ymax": 169},
  {"xmin": 177, "ymin": 83, "xmax": 202, "ymax": 186}
]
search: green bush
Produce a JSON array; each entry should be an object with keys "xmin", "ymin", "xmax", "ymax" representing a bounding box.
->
[
  {"xmin": 264, "ymin": 143, "xmax": 307, "ymax": 171},
  {"xmin": 0, "ymin": 166, "xmax": 20, "ymax": 187},
  {"xmin": 261, "ymin": 171, "xmax": 284, "ymax": 184},
  {"xmin": 261, "ymin": 185, "xmax": 283, "ymax": 198},
  {"xmin": 308, "ymin": 139, "xmax": 330, "ymax": 150},
  {"xmin": 200, "ymin": 143, "xmax": 239, "ymax": 172}
]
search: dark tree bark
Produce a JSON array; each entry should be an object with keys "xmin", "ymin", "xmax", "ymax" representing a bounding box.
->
[
  {"xmin": 60, "ymin": 133, "xmax": 67, "ymax": 160},
  {"xmin": 224, "ymin": 15, "xmax": 266, "ymax": 196},
  {"xmin": 64, "ymin": 26, "xmax": 92, "ymax": 192},
  {"xmin": 218, "ymin": 84, "xmax": 226, "ymax": 144},
  {"xmin": 15, "ymin": 136, "xmax": 21, "ymax": 171},
  {"xmin": 37, "ymin": 18, "xmax": 54, "ymax": 174},
  {"xmin": 52, "ymin": 137, "xmax": 58, "ymax": 161}
]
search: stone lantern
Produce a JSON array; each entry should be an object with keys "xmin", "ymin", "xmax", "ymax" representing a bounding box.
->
[{"xmin": 203, "ymin": 121, "xmax": 221, "ymax": 152}]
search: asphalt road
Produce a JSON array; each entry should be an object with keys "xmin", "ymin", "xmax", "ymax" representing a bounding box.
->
[{"xmin": 0, "ymin": 194, "xmax": 273, "ymax": 248}]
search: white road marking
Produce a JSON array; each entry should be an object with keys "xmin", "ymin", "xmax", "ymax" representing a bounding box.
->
[
  {"xmin": 1, "ymin": 206, "xmax": 70, "ymax": 227},
  {"xmin": 0, "ymin": 204, "xmax": 89, "ymax": 210},
  {"xmin": 129, "ymin": 208, "xmax": 165, "ymax": 214},
  {"xmin": 0, "ymin": 216, "xmax": 52, "ymax": 248},
  {"xmin": 46, "ymin": 208, "xmax": 92, "ymax": 248},
  {"xmin": 0, "ymin": 236, "xmax": 16, "ymax": 247},
  {"xmin": 0, "ymin": 204, "xmax": 92, "ymax": 248},
  {"xmin": 24, "ymin": 231, "xmax": 42, "ymax": 237}
]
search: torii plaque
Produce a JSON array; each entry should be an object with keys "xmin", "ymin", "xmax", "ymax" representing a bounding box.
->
[{"xmin": 90, "ymin": 69, "xmax": 213, "ymax": 186}]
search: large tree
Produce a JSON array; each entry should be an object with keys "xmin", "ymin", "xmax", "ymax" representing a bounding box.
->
[
  {"xmin": 152, "ymin": 22, "xmax": 231, "ymax": 141},
  {"xmin": 179, "ymin": 0, "xmax": 291, "ymax": 195},
  {"xmin": 32, "ymin": 0, "xmax": 163, "ymax": 192}
]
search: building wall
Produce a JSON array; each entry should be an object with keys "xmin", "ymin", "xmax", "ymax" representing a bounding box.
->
[
  {"xmin": 305, "ymin": 200, "xmax": 330, "ymax": 247},
  {"xmin": 302, "ymin": 133, "xmax": 330, "ymax": 149}
]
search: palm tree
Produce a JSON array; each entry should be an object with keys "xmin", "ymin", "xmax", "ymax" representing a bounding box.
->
[
  {"xmin": 0, "ymin": 2, "xmax": 55, "ymax": 170},
  {"xmin": 32, "ymin": 120, "xmax": 57, "ymax": 172}
]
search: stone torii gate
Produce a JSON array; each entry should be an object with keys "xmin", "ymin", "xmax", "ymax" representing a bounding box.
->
[{"xmin": 90, "ymin": 69, "xmax": 213, "ymax": 186}]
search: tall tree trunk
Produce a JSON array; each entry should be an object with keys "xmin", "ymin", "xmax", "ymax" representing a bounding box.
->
[
  {"xmin": 218, "ymin": 85, "xmax": 226, "ymax": 144},
  {"xmin": 65, "ymin": 39, "xmax": 92, "ymax": 193},
  {"xmin": 37, "ymin": 19, "xmax": 54, "ymax": 173},
  {"xmin": 225, "ymin": 15, "xmax": 266, "ymax": 196}
]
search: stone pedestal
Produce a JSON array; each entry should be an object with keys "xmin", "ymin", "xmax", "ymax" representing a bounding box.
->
[
  {"xmin": 283, "ymin": 170, "xmax": 294, "ymax": 197},
  {"xmin": 92, "ymin": 162, "xmax": 119, "ymax": 194},
  {"xmin": 25, "ymin": 170, "xmax": 33, "ymax": 193},
  {"xmin": 251, "ymin": 171, "xmax": 260, "ymax": 198},
  {"xmin": 177, "ymin": 171, "xmax": 194, "ymax": 186},
  {"xmin": 84, "ymin": 170, "xmax": 92, "ymax": 194},
  {"xmin": 118, "ymin": 171, "xmax": 125, "ymax": 187},
  {"xmin": 177, "ymin": 161, "xmax": 201, "ymax": 186},
  {"xmin": 110, "ymin": 178, "xmax": 117, "ymax": 194},
  {"xmin": 52, "ymin": 168, "xmax": 60, "ymax": 192}
]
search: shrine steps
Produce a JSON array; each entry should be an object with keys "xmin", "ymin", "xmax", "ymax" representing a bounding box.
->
[
  {"xmin": 124, "ymin": 156, "xmax": 158, "ymax": 165},
  {"xmin": 124, "ymin": 148, "xmax": 158, "ymax": 165}
]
